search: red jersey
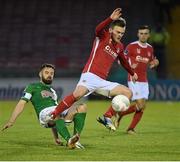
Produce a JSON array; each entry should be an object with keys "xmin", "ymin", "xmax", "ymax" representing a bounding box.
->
[
  {"xmin": 126, "ymin": 41, "xmax": 154, "ymax": 82},
  {"xmin": 83, "ymin": 17, "xmax": 134, "ymax": 79}
]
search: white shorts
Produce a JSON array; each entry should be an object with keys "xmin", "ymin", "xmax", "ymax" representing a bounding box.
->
[
  {"xmin": 77, "ymin": 72, "xmax": 120, "ymax": 97},
  {"xmin": 39, "ymin": 106, "xmax": 69, "ymax": 128},
  {"xmin": 39, "ymin": 98, "xmax": 86, "ymax": 128},
  {"xmin": 128, "ymin": 81, "xmax": 149, "ymax": 101}
]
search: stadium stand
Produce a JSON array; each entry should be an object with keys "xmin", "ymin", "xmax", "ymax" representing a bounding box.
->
[{"xmin": 0, "ymin": 0, "xmax": 177, "ymax": 79}]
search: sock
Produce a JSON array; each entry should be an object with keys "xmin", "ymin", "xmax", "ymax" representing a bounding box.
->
[
  {"xmin": 54, "ymin": 94, "xmax": 76, "ymax": 116},
  {"xmin": 120, "ymin": 105, "xmax": 136, "ymax": 116},
  {"xmin": 104, "ymin": 106, "xmax": 116, "ymax": 118},
  {"xmin": 128, "ymin": 110, "xmax": 143, "ymax": 130},
  {"xmin": 73, "ymin": 113, "xmax": 86, "ymax": 135},
  {"xmin": 55, "ymin": 119, "xmax": 71, "ymax": 141}
]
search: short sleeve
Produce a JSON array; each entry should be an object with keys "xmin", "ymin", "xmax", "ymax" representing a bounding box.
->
[{"xmin": 21, "ymin": 84, "xmax": 33, "ymax": 102}]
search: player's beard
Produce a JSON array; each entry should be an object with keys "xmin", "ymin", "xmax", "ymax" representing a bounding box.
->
[{"xmin": 42, "ymin": 76, "xmax": 53, "ymax": 85}]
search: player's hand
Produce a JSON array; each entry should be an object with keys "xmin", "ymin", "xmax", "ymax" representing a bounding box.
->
[
  {"xmin": 131, "ymin": 63, "xmax": 138, "ymax": 69},
  {"xmin": 149, "ymin": 58, "xmax": 159, "ymax": 69},
  {"xmin": 131, "ymin": 73, "xmax": 138, "ymax": 83},
  {"xmin": 110, "ymin": 8, "xmax": 122, "ymax": 20},
  {"xmin": 1, "ymin": 122, "xmax": 13, "ymax": 131}
]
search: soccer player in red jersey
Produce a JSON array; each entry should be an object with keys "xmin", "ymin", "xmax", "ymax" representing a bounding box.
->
[
  {"xmin": 51, "ymin": 8, "xmax": 138, "ymax": 129},
  {"xmin": 99, "ymin": 25, "xmax": 159, "ymax": 133}
]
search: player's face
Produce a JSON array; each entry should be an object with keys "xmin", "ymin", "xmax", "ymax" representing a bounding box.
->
[
  {"xmin": 138, "ymin": 29, "xmax": 150, "ymax": 43},
  {"xmin": 40, "ymin": 67, "xmax": 55, "ymax": 85},
  {"xmin": 110, "ymin": 26, "xmax": 125, "ymax": 43}
]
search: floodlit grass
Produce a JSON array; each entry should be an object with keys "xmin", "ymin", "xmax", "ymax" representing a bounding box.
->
[{"xmin": 0, "ymin": 100, "xmax": 180, "ymax": 161}]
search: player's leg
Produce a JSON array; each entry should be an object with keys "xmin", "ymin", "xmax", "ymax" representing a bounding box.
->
[
  {"xmin": 55, "ymin": 119, "xmax": 71, "ymax": 142},
  {"xmin": 127, "ymin": 98, "xmax": 146, "ymax": 134},
  {"xmin": 64, "ymin": 103, "xmax": 87, "ymax": 149},
  {"xmin": 55, "ymin": 118, "xmax": 79, "ymax": 149},
  {"xmin": 115, "ymin": 81, "xmax": 149, "ymax": 132},
  {"xmin": 39, "ymin": 106, "xmax": 78, "ymax": 148},
  {"xmin": 73, "ymin": 104, "xmax": 87, "ymax": 134},
  {"xmin": 113, "ymin": 103, "xmax": 137, "ymax": 128},
  {"xmin": 51, "ymin": 127, "xmax": 63, "ymax": 145},
  {"xmin": 52, "ymin": 72, "xmax": 101, "ymax": 118},
  {"xmin": 52, "ymin": 85, "xmax": 88, "ymax": 117},
  {"xmin": 126, "ymin": 82, "xmax": 149, "ymax": 134},
  {"xmin": 104, "ymin": 84, "xmax": 132, "ymax": 116},
  {"xmin": 97, "ymin": 81, "xmax": 132, "ymax": 131},
  {"xmin": 39, "ymin": 107, "xmax": 64, "ymax": 145}
]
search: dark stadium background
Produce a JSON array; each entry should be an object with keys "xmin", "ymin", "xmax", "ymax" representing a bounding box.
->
[{"xmin": 0, "ymin": 0, "xmax": 179, "ymax": 100}]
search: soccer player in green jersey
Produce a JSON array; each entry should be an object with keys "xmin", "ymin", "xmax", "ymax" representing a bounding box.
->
[{"xmin": 2, "ymin": 63, "xmax": 87, "ymax": 149}]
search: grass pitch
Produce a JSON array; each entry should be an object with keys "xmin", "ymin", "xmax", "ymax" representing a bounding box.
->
[{"xmin": 0, "ymin": 100, "xmax": 180, "ymax": 161}]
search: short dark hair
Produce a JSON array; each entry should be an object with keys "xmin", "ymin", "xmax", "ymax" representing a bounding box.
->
[
  {"xmin": 138, "ymin": 25, "xmax": 151, "ymax": 32},
  {"xmin": 110, "ymin": 18, "xmax": 126, "ymax": 29},
  {"xmin": 40, "ymin": 63, "xmax": 55, "ymax": 72}
]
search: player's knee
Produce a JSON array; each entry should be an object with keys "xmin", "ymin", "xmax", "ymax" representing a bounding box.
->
[
  {"xmin": 125, "ymin": 89, "xmax": 132, "ymax": 99},
  {"xmin": 73, "ymin": 86, "xmax": 88, "ymax": 100},
  {"xmin": 73, "ymin": 93, "xmax": 82, "ymax": 100},
  {"xmin": 73, "ymin": 91, "xmax": 86, "ymax": 100},
  {"xmin": 76, "ymin": 104, "xmax": 87, "ymax": 113},
  {"xmin": 136, "ymin": 103, "xmax": 146, "ymax": 111}
]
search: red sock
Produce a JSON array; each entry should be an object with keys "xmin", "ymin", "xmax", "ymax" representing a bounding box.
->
[
  {"xmin": 53, "ymin": 94, "xmax": 76, "ymax": 116},
  {"xmin": 104, "ymin": 106, "xmax": 116, "ymax": 118},
  {"xmin": 128, "ymin": 110, "xmax": 143, "ymax": 130},
  {"xmin": 120, "ymin": 105, "xmax": 136, "ymax": 116}
]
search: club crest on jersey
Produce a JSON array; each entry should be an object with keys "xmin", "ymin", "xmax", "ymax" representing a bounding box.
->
[
  {"xmin": 147, "ymin": 51, "xmax": 151, "ymax": 57},
  {"xmin": 104, "ymin": 45, "xmax": 118, "ymax": 59},
  {"xmin": 124, "ymin": 49, "xmax": 128, "ymax": 55},
  {"xmin": 41, "ymin": 90, "xmax": 55, "ymax": 99},
  {"xmin": 137, "ymin": 48, "xmax": 141, "ymax": 54}
]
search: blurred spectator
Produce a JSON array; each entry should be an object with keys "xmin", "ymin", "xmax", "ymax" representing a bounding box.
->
[
  {"xmin": 155, "ymin": 0, "xmax": 174, "ymax": 24},
  {"xmin": 149, "ymin": 23, "xmax": 170, "ymax": 79}
]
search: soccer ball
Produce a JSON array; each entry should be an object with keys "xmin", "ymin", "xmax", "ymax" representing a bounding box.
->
[{"xmin": 111, "ymin": 95, "xmax": 130, "ymax": 112}]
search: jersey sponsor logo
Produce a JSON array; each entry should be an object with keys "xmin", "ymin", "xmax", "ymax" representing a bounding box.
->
[
  {"xmin": 104, "ymin": 45, "xmax": 118, "ymax": 59},
  {"xmin": 136, "ymin": 55, "xmax": 149, "ymax": 63},
  {"xmin": 41, "ymin": 90, "xmax": 55, "ymax": 100}
]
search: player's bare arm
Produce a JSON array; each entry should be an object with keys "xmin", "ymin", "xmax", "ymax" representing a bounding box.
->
[
  {"xmin": 110, "ymin": 8, "xmax": 122, "ymax": 20},
  {"xmin": 1, "ymin": 100, "xmax": 26, "ymax": 131}
]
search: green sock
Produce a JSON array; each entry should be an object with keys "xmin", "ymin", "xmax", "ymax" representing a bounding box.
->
[
  {"xmin": 55, "ymin": 119, "xmax": 71, "ymax": 141},
  {"xmin": 73, "ymin": 113, "xmax": 86, "ymax": 135}
]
